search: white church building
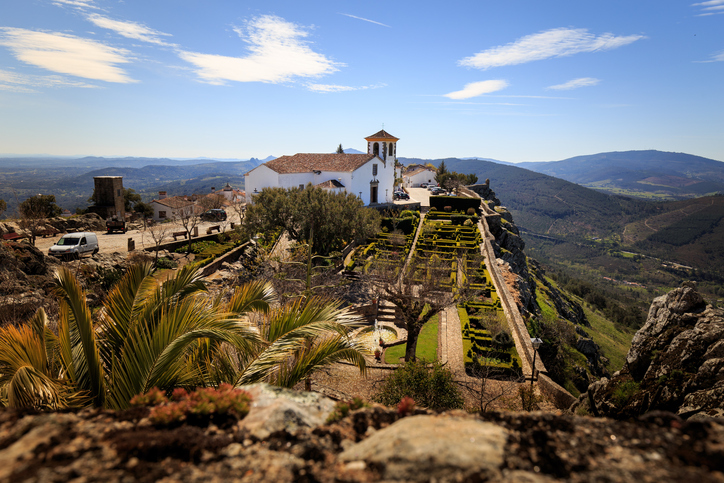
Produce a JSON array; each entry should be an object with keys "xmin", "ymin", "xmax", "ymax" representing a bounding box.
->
[{"xmin": 244, "ymin": 130, "xmax": 398, "ymax": 206}]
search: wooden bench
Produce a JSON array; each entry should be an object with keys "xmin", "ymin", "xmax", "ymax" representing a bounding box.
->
[
  {"xmin": 206, "ymin": 225, "xmax": 221, "ymax": 234},
  {"xmin": 172, "ymin": 231, "xmax": 188, "ymax": 241},
  {"xmin": 2, "ymin": 232, "xmax": 24, "ymax": 241}
]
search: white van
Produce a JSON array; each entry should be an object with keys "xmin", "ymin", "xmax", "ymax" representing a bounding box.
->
[{"xmin": 48, "ymin": 232, "xmax": 99, "ymax": 260}]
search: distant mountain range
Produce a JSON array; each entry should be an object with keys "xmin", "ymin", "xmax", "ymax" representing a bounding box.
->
[{"xmin": 517, "ymin": 150, "xmax": 724, "ymax": 200}]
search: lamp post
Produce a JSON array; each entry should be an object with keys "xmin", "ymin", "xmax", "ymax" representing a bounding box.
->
[{"xmin": 530, "ymin": 337, "xmax": 542, "ymax": 387}]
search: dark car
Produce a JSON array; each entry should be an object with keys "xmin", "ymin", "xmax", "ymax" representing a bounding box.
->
[
  {"xmin": 201, "ymin": 209, "xmax": 227, "ymax": 221},
  {"xmin": 430, "ymin": 187, "xmax": 447, "ymax": 195},
  {"xmin": 393, "ymin": 191, "xmax": 410, "ymax": 200}
]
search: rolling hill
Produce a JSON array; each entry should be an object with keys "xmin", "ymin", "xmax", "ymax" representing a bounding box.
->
[{"xmin": 517, "ymin": 150, "xmax": 724, "ymax": 200}]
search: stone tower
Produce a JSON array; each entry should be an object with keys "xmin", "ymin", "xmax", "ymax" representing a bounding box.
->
[{"xmin": 93, "ymin": 176, "xmax": 125, "ymax": 219}]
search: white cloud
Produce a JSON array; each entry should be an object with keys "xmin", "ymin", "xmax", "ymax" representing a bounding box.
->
[
  {"xmin": 307, "ymin": 83, "xmax": 384, "ymax": 93},
  {"xmin": 85, "ymin": 14, "xmax": 175, "ymax": 46},
  {"xmin": 179, "ymin": 15, "xmax": 338, "ymax": 84},
  {"xmin": 443, "ymin": 80, "xmax": 509, "ymax": 99},
  {"xmin": 0, "ymin": 68, "xmax": 99, "ymax": 92},
  {"xmin": 692, "ymin": 0, "xmax": 724, "ymax": 15},
  {"xmin": 0, "ymin": 28, "xmax": 136, "ymax": 83},
  {"xmin": 459, "ymin": 28, "xmax": 644, "ymax": 69},
  {"xmin": 338, "ymin": 13, "xmax": 391, "ymax": 28},
  {"xmin": 714, "ymin": 51, "xmax": 724, "ymax": 61},
  {"xmin": 50, "ymin": 0, "xmax": 98, "ymax": 9},
  {"xmin": 547, "ymin": 77, "xmax": 600, "ymax": 90}
]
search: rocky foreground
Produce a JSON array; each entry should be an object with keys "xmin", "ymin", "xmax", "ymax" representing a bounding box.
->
[{"xmin": 1, "ymin": 383, "xmax": 722, "ymax": 482}]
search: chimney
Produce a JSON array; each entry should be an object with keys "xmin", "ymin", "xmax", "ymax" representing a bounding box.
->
[{"xmin": 159, "ymin": 191, "xmax": 167, "ymax": 200}]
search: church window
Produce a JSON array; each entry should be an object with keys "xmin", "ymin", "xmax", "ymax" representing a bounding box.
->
[
  {"xmin": 373, "ymin": 164, "xmax": 378, "ymax": 176},
  {"xmin": 389, "ymin": 143, "xmax": 394, "ymax": 156},
  {"xmin": 373, "ymin": 143, "xmax": 379, "ymax": 156}
]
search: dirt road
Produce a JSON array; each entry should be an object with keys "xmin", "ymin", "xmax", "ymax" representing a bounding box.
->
[{"xmin": 33, "ymin": 219, "xmax": 237, "ymax": 256}]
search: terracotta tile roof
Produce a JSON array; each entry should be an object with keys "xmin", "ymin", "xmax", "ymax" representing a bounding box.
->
[
  {"xmin": 403, "ymin": 166, "xmax": 436, "ymax": 177},
  {"xmin": 316, "ymin": 179, "xmax": 345, "ymax": 189},
  {"xmin": 151, "ymin": 196, "xmax": 195, "ymax": 209},
  {"xmin": 261, "ymin": 153, "xmax": 377, "ymax": 174},
  {"xmin": 365, "ymin": 129, "xmax": 399, "ymax": 141}
]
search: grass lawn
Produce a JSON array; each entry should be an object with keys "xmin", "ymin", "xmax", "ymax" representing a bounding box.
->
[
  {"xmin": 583, "ymin": 305, "xmax": 635, "ymax": 373},
  {"xmin": 384, "ymin": 314, "xmax": 439, "ymax": 364}
]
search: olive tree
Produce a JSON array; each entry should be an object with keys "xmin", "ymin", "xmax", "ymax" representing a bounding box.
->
[{"xmin": 243, "ymin": 185, "xmax": 380, "ymax": 256}]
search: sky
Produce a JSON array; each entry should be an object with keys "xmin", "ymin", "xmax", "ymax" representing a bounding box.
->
[{"xmin": 0, "ymin": 0, "xmax": 722, "ymax": 163}]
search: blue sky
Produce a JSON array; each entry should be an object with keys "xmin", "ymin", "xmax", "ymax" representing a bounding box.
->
[{"xmin": 1, "ymin": 0, "xmax": 722, "ymax": 162}]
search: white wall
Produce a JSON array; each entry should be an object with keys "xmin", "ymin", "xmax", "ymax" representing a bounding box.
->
[{"xmin": 404, "ymin": 169, "xmax": 436, "ymax": 187}]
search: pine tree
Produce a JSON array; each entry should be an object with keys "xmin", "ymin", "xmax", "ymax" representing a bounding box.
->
[{"xmin": 336, "ymin": 144, "xmax": 344, "ymax": 154}]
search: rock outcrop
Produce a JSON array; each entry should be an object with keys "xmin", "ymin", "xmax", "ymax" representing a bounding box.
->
[
  {"xmin": 0, "ymin": 384, "xmax": 722, "ymax": 482},
  {"xmin": 0, "ymin": 241, "xmax": 58, "ymax": 323},
  {"xmin": 573, "ymin": 285, "xmax": 724, "ymax": 420}
]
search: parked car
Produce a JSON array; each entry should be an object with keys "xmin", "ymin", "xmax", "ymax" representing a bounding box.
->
[
  {"xmin": 106, "ymin": 218, "xmax": 126, "ymax": 234},
  {"xmin": 48, "ymin": 232, "xmax": 99, "ymax": 260},
  {"xmin": 430, "ymin": 187, "xmax": 447, "ymax": 195},
  {"xmin": 201, "ymin": 209, "xmax": 227, "ymax": 221},
  {"xmin": 393, "ymin": 191, "xmax": 410, "ymax": 200},
  {"xmin": 419, "ymin": 182, "xmax": 428, "ymax": 188}
]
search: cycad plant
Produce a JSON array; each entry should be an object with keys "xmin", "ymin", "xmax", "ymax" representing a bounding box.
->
[
  {"xmin": 0, "ymin": 262, "xmax": 273, "ymax": 410},
  {"xmin": 224, "ymin": 296, "xmax": 369, "ymax": 389},
  {"xmin": 0, "ymin": 262, "xmax": 369, "ymax": 410}
]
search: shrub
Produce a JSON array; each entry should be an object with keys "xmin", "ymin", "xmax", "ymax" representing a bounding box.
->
[
  {"xmin": 375, "ymin": 360, "xmax": 464, "ymax": 411},
  {"xmin": 444, "ymin": 206, "xmax": 453, "ymax": 212},
  {"xmin": 466, "ymin": 208, "xmax": 477, "ymax": 216},
  {"xmin": 492, "ymin": 331, "xmax": 514, "ymax": 350},
  {"xmin": 155, "ymin": 257, "xmax": 177, "ymax": 269},
  {"xmin": 131, "ymin": 384, "xmax": 252, "ymax": 427},
  {"xmin": 326, "ymin": 397, "xmax": 368, "ymax": 423}
]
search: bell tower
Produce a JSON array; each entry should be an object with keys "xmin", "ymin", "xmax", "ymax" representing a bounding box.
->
[{"xmin": 365, "ymin": 129, "xmax": 399, "ymax": 165}]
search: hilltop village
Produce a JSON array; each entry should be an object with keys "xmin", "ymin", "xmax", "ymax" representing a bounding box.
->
[{"xmin": 0, "ymin": 130, "xmax": 722, "ymax": 481}]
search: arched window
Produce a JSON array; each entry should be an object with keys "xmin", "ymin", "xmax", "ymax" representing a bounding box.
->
[
  {"xmin": 373, "ymin": 143, "xmax": 379, "ymax": 156},
  {"xmin": 389, "ymin": 143, "xmax": 394, "ymax": 156}
]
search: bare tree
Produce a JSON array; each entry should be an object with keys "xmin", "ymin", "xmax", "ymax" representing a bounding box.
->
[
  {"xmin": 366, "ymin": 252, "xmax": 480, "ymax": 362},
  {"xmin": 198, "ymin": 193, "xmax": 226, "ymax": 211},
  {"xmin": 230, "ymin": 199, "xmax": 246, "ymax": 227},
  {"xmin": 144, "ymin": 223, "xmax": 173, "ymax": 262},
  {"xmin": 174, "ymin": 202, "xmax": 202, "ymax": 253}
]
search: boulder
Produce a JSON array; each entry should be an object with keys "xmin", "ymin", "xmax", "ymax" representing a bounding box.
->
[{"xmin": 573, "ymin": 285, "xmax": 724, "ymax": 420}]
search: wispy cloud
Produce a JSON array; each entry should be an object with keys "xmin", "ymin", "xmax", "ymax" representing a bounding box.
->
[
  {"xmin": 179, "ymin": 15, "xmax": 339, "ymax": 85},
  {"xmin": 459, "ymin": 28, "xmax": 644, "ymax": 69},
  {"xmin": 50, "ymin": 0, "xmax": 98, "ymax": 9},
  {"xmin": 547, "ymin": 77, "xmax": 600, "ymax": 90},
  {"xmin": 0, "ymin": 68, "xmax": 98, "ymax": 92},
  {"xmin": 443, "ymin": 80, "xmax": 509, "ymax": 99},
  {"xmin": 692, "ymin": 0, "xmax": 724, "ymax": 15},
  {"xmin": 0, "ymin": 28, "xmax": 136, "ymax": 83},
  {"xmin": 85, "ymin": 14, "xmax": 176, "ymax": 46},
  {"xmin": 307, "ymin": 83, "xmax": 384, "ymax": 93},
  {"xmin": 338, "ymin": 13, "xmax": 391, "ymax": 28}
]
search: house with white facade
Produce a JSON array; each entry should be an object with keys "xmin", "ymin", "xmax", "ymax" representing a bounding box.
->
[
  {"xmin": 149, "ymin": 192, "xmax": 199, "ymax": 222},
  {"xmin": 244, "ymin": 130, "xmax": 398, "ymax": 206},
  {"xmin": 403, "ymin": 166, "xmax": 437, "ymax": 187}
]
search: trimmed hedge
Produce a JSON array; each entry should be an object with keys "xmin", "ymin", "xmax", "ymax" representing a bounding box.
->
[{"xmin": 429, "ymin": 196, "xmax": 481, "ymax": 213}]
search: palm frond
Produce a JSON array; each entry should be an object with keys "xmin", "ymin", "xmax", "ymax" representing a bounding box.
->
[
  {"xmin": 98, "ymin": 262, "xmax": 155, "ymax": 358},
  {"xmin": 54, "ymin": 266, "xmax": 105, "ymax": 407},
  {"xmin": 234, "ymin": 297, "xmax": 367, "ymax": 387},
  {"xmin": 105, "ymin": 296, "xmax": 260, "ymax": 409},
  {"xmin": 273, "ymin": 335, "xmax": 368, "ymax": 388},
  {"xmin": 226, "ymin": 280, "xmax": 276, "ymax": 315}
]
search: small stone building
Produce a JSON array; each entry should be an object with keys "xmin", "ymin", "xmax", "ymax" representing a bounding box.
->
[{"xmin": 93, "ymin": 176, "xmax": 125, "ymax": 220}]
